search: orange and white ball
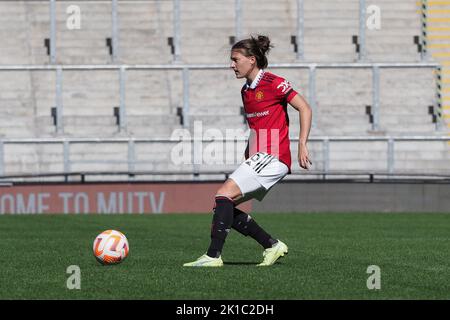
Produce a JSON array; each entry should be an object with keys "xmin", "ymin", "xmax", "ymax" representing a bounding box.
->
[{"xmin": 93, "ymin": 230, "xmax": 129, "ymax": 265}]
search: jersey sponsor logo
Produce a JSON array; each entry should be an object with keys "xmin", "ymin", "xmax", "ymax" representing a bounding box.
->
[
  {"xmin": 277, "ymin": 80, "xmax": 292, "ymax": 94},
  {"xmin": 246, "ymin": 110, "xmax": 269, "ymax": 118},
  {"xmin": 255, "ymin": 90, "xmax": 264, "ymax": 101}
]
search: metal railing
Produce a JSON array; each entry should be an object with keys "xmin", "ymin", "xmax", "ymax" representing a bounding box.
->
[
  {"xmin": 0, "ymin": 62, "xmax": 441, "ymax": 133},
  {"xmin": 235, "ymin": 0, "xmax": 242, "ymax": 42},
  {"xmin": 420, "ymin": 0, "xmax": 429, "ymax": 61},
  {"xmin": 0, "ymin": 136, "xmax": 448, "ymax": 181},
  {"xmin": 49, "ymin": 0, "xmax": 56, "ymax": 64},
  {"xmin": 111, "ymin": 0, "xmax": 119, "ymax": 63},
  {"xmin": 41, "ymin": 0, "xmax": 428, "ymax": 63},
  {"xmin": 173, "ymin": 0, "xmax": 181, "ymax": 62},
  {"xmin": 11, "ymin": 0, "xmax": 438, "ymax": 129},
  {"xmin": 358, "ymin": 0, "xmax": 367, "ymax": 61},
  {"xmin": 295, "ymin": 0, "xmax": 305, "ymax": 60}
]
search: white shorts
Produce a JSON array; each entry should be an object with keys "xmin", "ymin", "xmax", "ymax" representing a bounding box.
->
[{"xmin": 229, "ymin": 152, "xmax": 289, "ymax": 202}]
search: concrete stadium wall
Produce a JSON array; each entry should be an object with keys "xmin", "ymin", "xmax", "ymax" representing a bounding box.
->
[{"xmin": 254, "ymin": 182, "xmax": 450, "ymax": 213}]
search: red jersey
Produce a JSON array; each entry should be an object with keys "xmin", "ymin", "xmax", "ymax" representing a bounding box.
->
[{"xmin": 241, "ymin": 70, "xmax": 298, "ymax": 171}]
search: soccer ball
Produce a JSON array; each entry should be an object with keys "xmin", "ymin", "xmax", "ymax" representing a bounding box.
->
[{"xmin": 93, "ymin": 230, "xmax": 129, "ymax": 265}]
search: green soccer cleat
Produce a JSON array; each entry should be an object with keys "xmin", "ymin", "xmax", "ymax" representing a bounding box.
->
[
  {"xmin": 257, "ymin": 240, "xmax": 288, "ymax": 266},
  {"xmin": 183, "ymin": 254, "xmax": 224, "ymax": 267}
]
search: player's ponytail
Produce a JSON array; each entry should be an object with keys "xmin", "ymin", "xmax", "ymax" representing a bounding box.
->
[
  {"xmin": 255, "ymin": 35, "xmax": 271, "ymax": 56},
  {"xmin": 231, "ymin": 35, "xmax": 273, "ymax": 69}
]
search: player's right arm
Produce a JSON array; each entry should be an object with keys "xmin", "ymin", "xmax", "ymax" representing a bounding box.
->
[
  {"xmin": 271, "ymin": 76, "xmax": 312, "ymax": 170},
  {"xmin": 288, "ymin": 94, "xmax": 312, "ymax": 170}
]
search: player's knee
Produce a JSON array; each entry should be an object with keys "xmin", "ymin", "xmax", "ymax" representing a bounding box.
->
[
  {"xmin": 215, "ymin": 185, "xmax": 235, "ymax": 199},
  {"xmin": 216, "ymin": 184, "xmax": 241, "ymax": 200}
]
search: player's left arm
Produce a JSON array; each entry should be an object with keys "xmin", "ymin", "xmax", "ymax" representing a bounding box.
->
[{"xmin": 288, "ymin": 94, "xmax": 312, "ymax": 170}]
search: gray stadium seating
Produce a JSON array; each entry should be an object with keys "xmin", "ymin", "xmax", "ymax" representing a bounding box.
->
[{"xmin": 0, "ymin": 0, "xmax": 447, "ymax": 178}]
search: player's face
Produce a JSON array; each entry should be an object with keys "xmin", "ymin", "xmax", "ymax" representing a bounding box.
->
[{"xmin": 230, "ymin": 50, "xmax": 256, "ymax": 79}]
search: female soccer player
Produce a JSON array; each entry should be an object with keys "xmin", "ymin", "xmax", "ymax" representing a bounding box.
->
[{"xmin": 184, "ymin": 35, "xmax": 312, "ymax": 267}]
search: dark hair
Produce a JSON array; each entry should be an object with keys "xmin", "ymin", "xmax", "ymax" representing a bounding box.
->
[{"xmin": 231, "ymin": 35, "xmax": 273, "ymax": 69}]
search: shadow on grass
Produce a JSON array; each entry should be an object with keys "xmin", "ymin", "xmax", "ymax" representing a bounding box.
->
[
  {"xmin": 224, "ymin": 259, "xmax": 288, "ymax": 266},
  {"xmin": 224, "ymin": 261, "xmax": 259, "ymax": 265}
]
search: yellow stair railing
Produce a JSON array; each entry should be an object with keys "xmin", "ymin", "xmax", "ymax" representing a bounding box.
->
[{"xmin": 417, "ymin": 0, "xmax": 450, "ymax": 143}]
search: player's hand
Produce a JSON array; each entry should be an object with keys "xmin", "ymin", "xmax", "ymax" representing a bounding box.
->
[{"xmin": 298, "ymin": 142, "xmax": 312, "ymax": 170}]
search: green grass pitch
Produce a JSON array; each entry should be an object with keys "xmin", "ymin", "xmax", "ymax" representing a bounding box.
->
[{"xmin": 0, "ymin": 213, "xmax": 449, "ymax": 299}]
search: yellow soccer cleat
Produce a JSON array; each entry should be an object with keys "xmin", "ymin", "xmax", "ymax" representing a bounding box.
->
[
  {"xmin": 257, "ymin": 240, "xmax": 288, "ymax": 266},
  {"xmin": 183, "ymin": 254, "xmax": 224, "ymax": 267}
]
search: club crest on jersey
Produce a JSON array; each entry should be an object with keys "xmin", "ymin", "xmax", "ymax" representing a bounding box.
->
[{"xmin": 255, "ymin": 90, "xmax": 264, "ymax": 101}]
